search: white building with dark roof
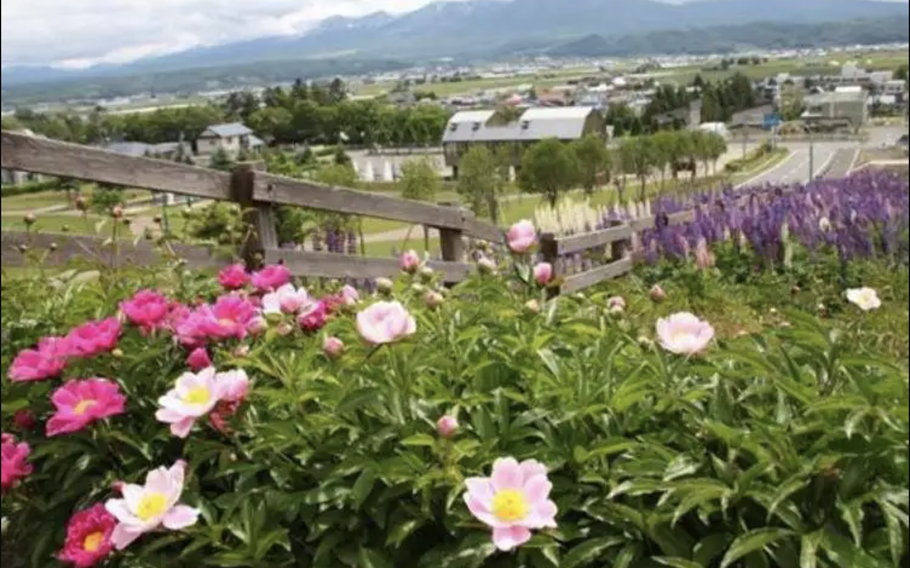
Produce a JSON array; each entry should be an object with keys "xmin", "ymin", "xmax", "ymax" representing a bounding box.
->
[{"xmin": 196, "ymin": 123, "xmax": 264, "ymax": 157}]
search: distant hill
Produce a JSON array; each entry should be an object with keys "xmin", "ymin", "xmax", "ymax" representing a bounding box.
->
[
  {"xmin": 3, "ymin": 0, "xmax": 908, "ymax": 88},
  {"xmin": 547, "ymin": 17, "xmax": 910, "ymax": 57}
]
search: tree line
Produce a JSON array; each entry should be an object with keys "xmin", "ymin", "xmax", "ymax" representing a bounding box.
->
[{"xmin": 455, "ymin": 129, "xmax": 728, "ymax": 219}]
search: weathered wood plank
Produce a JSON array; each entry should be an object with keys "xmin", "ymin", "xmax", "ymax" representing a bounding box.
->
[
  {"xmin": 265, "ymin": 249, "xmax": 473, "ymax": 284},
  {"xmin": 1, "ymin": 131, "xmax": 232, "ymax": 201},
  {"xmin": 629, "ymin": 210, "xmax": 696, "ymax": 232},
  {"xmin": 254, "ymin": 173, "xmax": 500, "ymax": 240},
  {"xmin": 463, "ymin": 217, "xmax": 504, "ymax": 244},
  {"xmin": 556, "ymin": 224, "xmax": 634, "ymax": 256},
  {"xmin": 1, "ymin": 231, "xmax": 226, "ymax": 271},
  {"xmin": 232, "ymin": 162, "xmax": 278, "ymax": 269},
  {"xmin": 561, "ymin": 257, "xmax": 634, "ymax": 294}
]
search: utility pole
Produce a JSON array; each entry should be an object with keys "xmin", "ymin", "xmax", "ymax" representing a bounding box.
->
[{"xmin": 808, "ymin": 125, "xmax": 815, "ymax": 182}]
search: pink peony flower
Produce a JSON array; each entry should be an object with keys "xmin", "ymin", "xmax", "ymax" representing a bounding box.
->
[
  {"xmin": 186, "ymin": 348, "xmax": 212, "ymax": 372},
  {"xmin": 207, "ymin": 370, "xmax": 249, "ymax": 433},
  {"xmin": 120, "ymin": 290, "xmax": 170, "ymax": 332},
  {"xmin": 533, "ymin": 263, "xmax": 553, "ymax": 286},
  {"xmin": 464, "ymin": 458, "xmax": 558, "ymax": 551},
  {"xmin": 1, "ymin": 433, "xmax": 33, "ymax": 493},
  {"xmin": 105, "ymin": 461, "xmax": 199, "ymax": 550},
  {"xmin": 399, "ymin": 250, "xmax": 421, "ymax": 273},
  {"xmin": 507, "ymin": 220, "xmax": 537, "ymax": 254},
  {"xmin": 218, "ymin": 264, "xmax": 250, "ymax": 291},
  {"xmin": 176, "ymin": 295, "xmax": 260, "ymax": 346},
  {"xmin": 251, "ymin": 265, "xmax": 291, "ymax": 293},
  {"xmin": 340, "ymin": 285, "xmax": 360, "ymax": 306},
  {"xmin": 437, "ymin": 415, "xmax": 459, "ymax": 439},
  {"xmin": 262, "ymin": 284, "xmax": 310, "ymax": 315},
  {"xmin": 47, "ymin": 379, "xmax": 127, "ymax": 437},
  {"xmin": 323, "ymin": 336, "xmax": 345, "ymax": 359},
  {"xmin": 67, "ymin": 319, "xmax": 121, "ymax": 359},
  {"xmin": 656, "ymin": 313, "xmax": 715, "ymax": 355},
  {"xmin": 356, "ymin": 302, "xmax": 417, "ymax": 344},
  {"xmin": 9, "ymin": 337, "xmax": 71, "ymax": 382},
  {"xmin": 299, "ymin": 301, "xmax": 329, "ymax": 333},
  {"xmin": 58, "ymin": 504, "xmax": 117, "ymax": 568}
]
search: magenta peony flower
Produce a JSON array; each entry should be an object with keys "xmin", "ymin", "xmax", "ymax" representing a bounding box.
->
[
  {"xmin": 218, "ymin": 264, "xmax": 251, "ymax": 291},
  {"xmin": 58, "ymin": 504, "xmax": 117, "ymax": 567},
  {"xmin": 437, "ymin": 415, "xmax": 459, "ymax": 439},
  {"xmin": 176, "ymin": 295, "xmax": 260, "ymax": 345},
  {"xmin": 251, "ymin": 265, "xmax": 291, "ymax": 293},
  {"xmin": 298, "ymin": 301, "xmax": 329, "ymax": 333},
  {"xmin": 120, "ymin": 290, "xmax": 170, "ymax": 332},
  {"xmin": 1, "ymin": 433, "xmax": 33, "ymax": 493},
  {"xmin": 323, "ymin": 336, "xmax": 345, "ymax": 359},
  {"xmin": 533, "ymin": 263, "xmax": 553, "ymax": 286},
  {"xmin": 186, "ymin": 348, "xmax": 212, "ymax": 372},
  {"xmin": 9, "ymin": 337, "xmax": 71, "ymax": 382},
  {"xmin": 656, "ymin": 313, "xmax": 715, "ymax": 355},
  {"xmin": 47, "ymin": 379, "xmax": 127, "ymax": 437},
  {"xmin": 399, "ymin": 250, "xmax": 421, "ymax": 273},
  {"xmin": 356, "ymin": 302, "xmax": 417, "ymax": 344},
  {"xmin": 13, "ymin": 410, "xmax": 37, "ymax": 431},
  {"xmin": 66, "ymin": 318, "xmax": 121, "ymax": 359},
  {"xmin": 507, "ymin": 220, "xmax": 537, "ymax": 254},
  {"xmin": 464, "ymin": 458, "xmax": 558, "ymax": 551},
  {"xmin": 105, "ymin": 461, "xmax": 199, "ymax": 550}
]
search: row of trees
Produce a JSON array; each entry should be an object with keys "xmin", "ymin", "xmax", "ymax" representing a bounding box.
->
[
  {"xmin": 699, "ymin": 73, "xmax": 758, "ymax": 123},
  {"xmin": 455, "ymin": 130, "xmax": 728, "ymax": 217}
]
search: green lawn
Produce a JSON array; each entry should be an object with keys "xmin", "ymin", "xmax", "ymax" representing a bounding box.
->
[
  {"xmin": 2, "ymin": 188, "xmax": 151, "ymax": 212},
  {"xmin": 355, "ymin": 67, "xmax": 601, "ymax": 97},
  {"xmin": 1, "ymin": 214, "xmax": 106, "ymax": 235}
]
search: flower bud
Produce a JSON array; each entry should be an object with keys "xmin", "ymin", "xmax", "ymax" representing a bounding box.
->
[
  {"xmin": 376, "ymin": 277, "xmax": 394, "ymax": 294},
  {"xmin": 437, "ymin": 415, "xmax": 459, "ymax": 439},
  {"xmin": 525, "ymin": 299, "xmax": 541, "ymax": 314},
  {"xmin": 23, "ymin": 213, "xmax": 37, "ymax": 226},
  {"xmin": 650, "ymin": 284, "xmax": 667, "ymax": 303},
  {"xmin": 424, "ymin": 290, "xmax": 444, "ymax": 309},
  {"xmin": 477, "ymin": 256, "xmax": 496, "ymax": 274},
  {"xmin": 13, "ymin": 410, "xmax": 37, "ymax": 431},
  {"xmin": 323, "ymin": 336, "xmax": 345, "ymax": 359},
  {"xmin": 111, "ymin": 206, "xmax": 124, "ymax": 219},
  {"xmin": 419, "ymin": 265, "xmax": 435, "ymax": 283},
  {"xmin": 75, "ymin": 197, "xmax": 88, "ymax": 211}
]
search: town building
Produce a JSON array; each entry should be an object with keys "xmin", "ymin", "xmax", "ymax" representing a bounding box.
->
[
  {"xmin": 442, "ymin": 107, "xmax": 606, "ymax": 177},
  {"xmin": 196, "ymin": 123, "xmax": 264, "ymax": 158},
  {"xmin": 802, "ymin": 90, "xmax": 869, "ymax": 131}
]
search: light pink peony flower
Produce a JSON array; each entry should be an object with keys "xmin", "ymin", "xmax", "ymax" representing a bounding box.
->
[
  {"xmin": 1, "ymin": 433, "xmax": 33, "ymax": 493},
  {"xmin": 262, "ymin": 284, "xmax": 311, "ymax": 315},
  {"xmin": 251, "ymin": 265, "xmax": 291, "ymax": 293},
  {"xmin": 607, "ymin": 296, "xmax": 626, "ymax": 314},
  {"xmin": 846, "ymin": 287, "xmax": 882, "ymax": 312},
  {"xmin": 155, "ymin": 368, "xmax": 226, "ymax": 438},
  {"xmin": 399, "ymin": 250, "xmax": 421, "ymax": 273},
  {"xmin": 105, "ymin": 461, "xmax": 199, "ymax": 550},
  {"xmin": 656, "ymin": 313, "xmax": 715, "ymax": 355},
  {"xmin": 47, "ymin": 379, "xmax": 127, "ymax": 437},
  {"xmin": 186, "ymin": 348, "xmax": 212, "ymax": 372},
  {"xmin": 298, "ymin": 301, "xmax": 329, "ymax": 333},
  {"xmin": 66, "ymin": 319, "xmax": 121, "ymax": 359},
  {"xmin": 58, "ymin": 504, "xmax": 117, "ymax": 568},
  {"xmin": 9, "ymin": 337, "xmax": 72, "ymax": 382},
  {"xmin": 340, "ymin": 285, "xmax": 360, "ymax": 306},
  {"xmin": 356, "ymin": 302, "xmax": 417, "ymax": 344},
  {"xmin": 437, "ymin": 415, "xmax": 459, "ymax": 439},
  {"xmin": 533, "ymin": 263, "xmax": 553, "ymax": 286},
  {"xmin": 507, "ymin": 220, "xmax": 537, "ymax": 254},
  {"xmin": 120, "ymin": 290, "xmax": 170, "ymax": 332},
  {"xmin": 218, "ymin": 264, "xmax": 250, "ymax": 291},
  {"xmin": 464, "ymin": 458, "xmax": 558, "ymax": 551},
  {"xmin": 323, "ymin": 336, "xmax": 345, "ymax": 359}
]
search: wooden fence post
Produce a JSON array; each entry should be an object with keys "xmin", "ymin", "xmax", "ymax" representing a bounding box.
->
[
  {"xmin": 539, "ymin": 232, "xmax": 560, "ymax": 297},
  {"xmin": 609, "ymin": 220, "xmax": 630, "ymax": 262},
  {"xmin": 231, "ymin": 161, "xmax": 278, "ymax": 270},
  {"xmin": 438, "ymin": 202, "xmax": 467, "ymax": 263}
]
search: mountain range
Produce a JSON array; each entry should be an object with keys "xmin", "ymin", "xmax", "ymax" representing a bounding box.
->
[{"xmin": 2, "ymin": 0, "xmax": 908, "ymax": 89}]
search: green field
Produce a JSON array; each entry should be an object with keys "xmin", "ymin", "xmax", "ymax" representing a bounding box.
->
[{"xmin": 1, "ymin": 188, "xmax": 151, "ymax": 212}]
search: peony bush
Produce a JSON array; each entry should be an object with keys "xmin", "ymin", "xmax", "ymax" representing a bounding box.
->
[{"xmin": 2, "ymin": 229, "xmax": 908, "ymax": 568}]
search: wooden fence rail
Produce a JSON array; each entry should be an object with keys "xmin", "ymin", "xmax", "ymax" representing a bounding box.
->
[{"xmin": 2, "ymin": 129, "xmax": 699, "ymax": 293}]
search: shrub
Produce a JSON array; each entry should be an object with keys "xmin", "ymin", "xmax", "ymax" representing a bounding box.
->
[{"xmin": 1, "ymin": 251, "xmax": 908, "ymax": 568}]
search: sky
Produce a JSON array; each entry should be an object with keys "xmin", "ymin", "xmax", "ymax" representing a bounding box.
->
[{"xmin": 1, "ymin": 0, "xmax": 907, "ymax": 69}]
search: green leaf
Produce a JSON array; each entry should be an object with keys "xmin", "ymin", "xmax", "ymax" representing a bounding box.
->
[
  {"xmin": 352, "ymin": 469, "xmax": 376, "ymax": 509},
  {"xmin": 800, "ymin": 531, "xmax": 823, "ymax": 568},
  {"xmin": 401, "ymin": 434, "xmax": 436, "ymax": 447},
  {"xmin": 694, "ymin": 534, "xmax": 730, "ymax": 566},
  {"xmin": 655, "ymin": 558, "xmax": 707, "ymax": 568},
  {"xmin": 837, "ymin": 499, "xmax": 865, "ymax": 547},
  {"xmin": 721, "ymin": 529, "xmax": 794, "ymax": 568},
  {"xmin": 768, "ymin": 476, "xmax": 810, "ymax": 520},
  {"xmin": 336, "ymin": 387, "xmax": 383, "ymax": 415},
  {"xmin": 561, "ymin": 537, "xmax": 624, "ymax": 568},
  {"xmin": 876, "ymin": 499, "xmax": 905, "ymax": 567}
]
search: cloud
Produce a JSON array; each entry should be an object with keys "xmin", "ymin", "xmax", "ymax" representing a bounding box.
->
[{"xmin": 0, "ymin": 0, "xmax": 453, "ymax": 68}]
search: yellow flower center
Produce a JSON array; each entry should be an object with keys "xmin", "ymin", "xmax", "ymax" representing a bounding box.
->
[
  {"xmin": 74, "ymin": 400, "xmax": 97, "ymax": 415},
  {"xmin": 183, "ymin": 387, "xmax": 211, "ymax": 406},
  {"xmin": 492, "ymin": 489, "xmax": 530, "ymax": 523},
  {"xmin": 83, "ymin": 531, "xmax": 105, "ymax": 553},
  {"xmin": 137, "ymin": 492, "xmax": 169, "ymax": 521}
]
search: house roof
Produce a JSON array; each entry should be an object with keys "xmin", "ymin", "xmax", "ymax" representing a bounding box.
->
[
  {"xmin": 442, "ymin": 107, "xmax": 597, "ymax": 144},
  {"xmin": 104, "ymin": 141, "xmax": 189, "ymax": 158},
  {"xmin": 201, "ymin": 123, "xmax": 253, "ymax": 138}
]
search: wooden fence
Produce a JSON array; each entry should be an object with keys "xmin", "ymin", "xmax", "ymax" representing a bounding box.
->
[{"xmin": 2, "ymin": 130, "xmax": 693, "ymax": 293}]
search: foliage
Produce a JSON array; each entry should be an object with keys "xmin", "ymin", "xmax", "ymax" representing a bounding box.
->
[
  {"xmin": 457, "ymin": 146, "xmax": 507, "ymax": 222},
  {"xmin": 1, "ymin": 243, "xmax": 908, "ymax": 567},
  {"xmin": 1, "ymin": 179, "xmax": 66, "ymax": 199},
  {"xmin": 619, "ymin": 136, "xmax": 657, "ymax": 201},
  {"xmin": 399, "ymin": 159, "xmax": 441, "ymax": 203},
  {"xmin": 208, "ymin": 149, "xmax": 234, "ymax": 173},
  {"xmin": 185, "ymin": 202, "xmax": 244, "ymax": 246},
  {"xmin": 89, "ymin": 185, "xmax": 126, "ymax": 214},
  {"xmin": 700, "ymin": 73, "xmax": 758, "ymax": 124},
  {"xmin": 571, "ymin": 135, "xmax": 611, "ymax": 196},
  {"xmin": 518, "ymin": 139, "xmax": 580, "ymax": 207},
  {"xmin": 896, "ymin": 64, "xmax": 908, "ymax": 83}
]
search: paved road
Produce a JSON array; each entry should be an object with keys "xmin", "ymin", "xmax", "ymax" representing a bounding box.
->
[{"xmin": 741, "ymin": 143, "xmax": 843, "ymax": 187}]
